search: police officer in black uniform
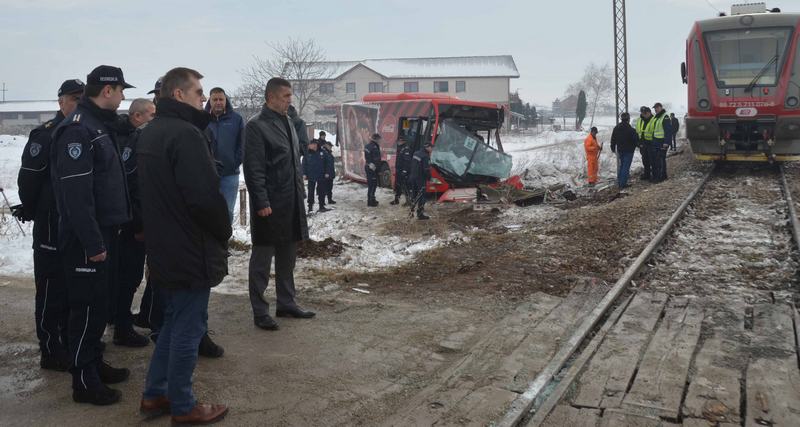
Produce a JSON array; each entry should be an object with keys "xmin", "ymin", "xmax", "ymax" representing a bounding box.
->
[
  {"xmin": 364, "ymin": 133, "xmax": 382, "ymax": 207},
  {"xmin": 390, "ymin": 135, "xmax": 413, "ymax": 206},
  {"xmin": 111, "ymin": 98, "xmax": 155, "ymax": 348},
  {"xmin": 320, "ymin": 138, "xmax": 336, "ymax": 205},
  {"xmin": 409, "ymin": 142, "xmax": 433, "ymax": 220},
  {"xmin": 51, "ymin": 65, "xmax": 133, "ymax": 406},
  {"xmin": 15, "ymin": 79, "xmax": 85, "ymax": 371}
]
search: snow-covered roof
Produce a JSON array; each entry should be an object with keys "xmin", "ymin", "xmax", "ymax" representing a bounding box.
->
[
  {"xmin": 0, "ymin": 100, "xmax": 133, "ymax": 113},
  {"xmin": 293, "ymin": 55, "xmax": 520, "ymax": 80}
]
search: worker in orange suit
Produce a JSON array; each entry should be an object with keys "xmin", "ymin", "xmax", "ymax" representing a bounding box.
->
[{"xmin": 584, "ymin": 126, "xmax": 601, "ymax": 185}]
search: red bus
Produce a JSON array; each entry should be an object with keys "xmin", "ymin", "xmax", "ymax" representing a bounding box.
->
[
  {"xmin": 336, "ymin": 93, "xmax": 512, "ymax": 193},
  {"xmin": 683, "ymin": 7, "xmax": 800, "ymax": 161}
]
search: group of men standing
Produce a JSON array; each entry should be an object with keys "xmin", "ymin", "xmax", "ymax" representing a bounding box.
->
[
  {"xmin": 602, "ymin": 102, "xmax": 678, "ymax": 189},
  {"xmin": 14, "ymin": 65, "xmax": 315, "ymax": 425},
  {"xmin": 302, "ymin": 131, "xmax": 336, "ymax": 213},
  {"xmin": 363, "ymin": 132, "xmax": 433, "ymax": 220}
]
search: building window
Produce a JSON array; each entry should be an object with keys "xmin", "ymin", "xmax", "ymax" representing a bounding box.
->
[
  {"xmin": 319, "ymin": 83, "xmax": 334, "ymax": 95},
  {"xmin": 346, "ymin": 82, "xmax": 356, "ymax": 93},
  {"xmin": 404, "ymin": 81, "xmax": 419, "ymax": 93},
  {"xmin": 369, "ymin": 82, "xmax": 384, "ymax": 93},
  {"xmin": 456, "ymin": 80, "xmax": 466, "ymax": 92},
  {"xmin": 434, "ymin": 81, "xmax": 449, "ymax": 93}
]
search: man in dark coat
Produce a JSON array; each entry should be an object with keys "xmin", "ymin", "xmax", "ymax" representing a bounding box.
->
[
  {"xmin": 138, "ymin": 67, "xmax": 230, "ymax": 425},
  {"xmin": 390, "ymin": 136, "xmax": 413, "ymax": 205},
  {"xmin": 364, "ymin": 133, "xmax": 382, "ymax": 207},
  {"xmin": 320, "ymin": 138, "xmax": 336, "ymax": 205},
  {"xmin": 650, "ymin": 102, "xmax": 673, "ymax": 182},
  {"xmin": 610, "ymin": 112, "xmax": 639, "ymax": 189},
  {"xmin": 244, "ymin": 77, "xmax": 315, "ymax": 332},
  {"xmin": 409, "ymin": 142, "xmax": 433, "ymax": 220},
  {"xmin": 110, "ymin": 98, "xmax": 155, "ymax": 348},
  {"xmin": 205, "ymin": 87, "xmax": 244, "ymax": 222},
  {"xmin": 670, "ymin": 113, "xmax": 680, "ymax": 151},
  {"xmin": 51, "ymin": 65, "xmax": 133, "ymax": 405},
  {"xmin": 302, "ymin": 140, "xmax": 328, "ymax": 212},
  {"xmin": 15, "ymin": 78, "xmax": 84, "ymax": 372}
]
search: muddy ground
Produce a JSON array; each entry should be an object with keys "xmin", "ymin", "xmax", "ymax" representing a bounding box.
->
[{"xmin": 0, "ymin": 144, "xmax": 711, "ymax": 426}]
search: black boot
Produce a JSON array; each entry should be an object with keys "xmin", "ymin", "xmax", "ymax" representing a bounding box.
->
[
  {"xmin": 417, "ymin": 211, "xmax": 430, "ymax": 220},
  {"xmin": 98, "ymin": 360, "xmax": 130, "ymax": 384},
  {"xmin": 328, "ymin": 199, "xmax": 336, "ymax": 204},
  {"xmin": 390, "ymin": 197, "xmax": 399, "ymax": 205},
  {"xmin": 113, "ymin": 328, "xmax": 150, "ymax": 348},
  {"xmin": 40, "ymin": 353, "xmax": 70, "ymax": 372},
  {"xmin": 199, "ymin": 332, "xmax": 224, "ymax": 358},
  {"xmin": 73, "ymin": 383, "xmax": 121, "ymax": 406}
]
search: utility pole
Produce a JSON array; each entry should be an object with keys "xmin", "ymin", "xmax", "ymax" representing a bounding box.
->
[
  {"xmin": 0, "ymin": 83, "xmax": 6, "ymax": 102},
  {"xmin": 612, "ymin": 0, "xmax": 629, "ymax": 123}
]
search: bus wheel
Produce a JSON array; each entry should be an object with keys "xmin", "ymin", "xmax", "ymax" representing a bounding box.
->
[{"xmin": 378, "ymin": 163, "xmax": 392, "ymax": 188}]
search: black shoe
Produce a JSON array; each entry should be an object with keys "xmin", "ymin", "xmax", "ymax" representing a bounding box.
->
[
  {"xmin": 254, "ymin": 315, "xmax": 279, "ymax": 331},
  {"xmin": 390, "ymin": 198, "xmax": 400, "ymax": 205},
  {"xmin": 133, "ymin": 313, "xmax": 151, "ymax": 330},
  {"xmin": 113, "ymin": 328, "xmax": 150, "ymax": 348},
  {"xmin": 417, "ymin": 213, "xmax": 430, "ymax": 220},
  {"xmin": 367, "ymin": 200, "xmax": 379, "ymax": 207},
  {"xmin": 199, "ymin": 332, "xmax": 224, "ymax": 358},
  {"xmin": 40, "ymin": 354, "xmax": 69, "ymax": 372},
  {"xmin": 308, "ymin": 205, "xmax": 314, "ymax": 213},
  {"xmin": 317, "ymin": 206, "xmax": 331, "ymax": 213},
  {"xmin": 276, "ymin": 307, "xmax": 316, "ymax": 319},
  {"xmin": 73, "ymin": 384, "xmax": 121, "ymax": 406},
  {"xmin": 98, "ymin": 360, "xmax": 130, "ymax": 384},
  {"xmin": 328, "ymin": 200, "xmax": 336, "ymax": 204}
]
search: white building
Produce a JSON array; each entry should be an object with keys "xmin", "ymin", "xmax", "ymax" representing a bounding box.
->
[
  {"xmin": 296, "ymin": 55, "xmax": 520, "ymax": 127},
  {"xmin": 0, "ymin": 100, "xmax": 133, "ymax": 131}
]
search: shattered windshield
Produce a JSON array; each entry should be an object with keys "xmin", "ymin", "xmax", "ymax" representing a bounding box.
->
[
  {"xmin": 431, "ymin": 119, "xmax": 512, "ymax": 180},
  {"xmin": 704, "ymin": 27, "xmax": 792, "ymax": 87}
]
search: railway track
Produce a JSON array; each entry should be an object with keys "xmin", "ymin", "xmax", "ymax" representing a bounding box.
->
[{"xmin": 500, "ymin": 164, "xmax": 800, "ymax": 427}]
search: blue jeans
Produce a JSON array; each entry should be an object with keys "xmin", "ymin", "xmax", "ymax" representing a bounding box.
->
[
  {"xmin": 142, "ymin": 288, "xmax": 209, "ymax": 416},
  {"xmin": 220, "ymin": 174, "xmax": 239, "ymax": 223},
  {"xmin": 617, "ymin": 151, "xmax": 634, "ymax": 188}
]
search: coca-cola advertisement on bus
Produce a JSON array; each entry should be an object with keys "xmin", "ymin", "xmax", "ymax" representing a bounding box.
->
[{"xmin": 340, "ymin": 104, "xmax": 379, "ymax": 181}]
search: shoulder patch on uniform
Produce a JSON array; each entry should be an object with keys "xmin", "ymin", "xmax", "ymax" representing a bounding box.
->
[
  {"xmin": 44, "ymin": 121, "xmax": 54, "ymax": 129},
  {"xmin": 122, "ymin": 147, "xmax": 132, "ymax": 162},
  {"xmin": 29, "ymin": 142, "xmax": 42, "ymax": 157},
  {"xmin": 67, "ymin": 142, "xmax": 82, "ymax": 160},
  {"xmin": 72, "ymin": 114, "xmax": 81, "ymax": 122}
]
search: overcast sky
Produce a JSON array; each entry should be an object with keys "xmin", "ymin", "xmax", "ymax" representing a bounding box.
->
[{"xmin": 1, "ymin": 0, "xmax": 795, "ymax": 113}]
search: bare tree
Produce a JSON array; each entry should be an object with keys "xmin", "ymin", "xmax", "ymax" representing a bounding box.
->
[
  {"xmin": 238, "ymin": 37, "xmax": 334, "ymax": 118},
  {"xmin": 563, "ymin": 63, "xmax": 614, "ymax": 128}
]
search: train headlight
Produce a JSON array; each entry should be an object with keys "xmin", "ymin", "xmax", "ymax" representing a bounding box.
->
[
  {"xmin": 697, "ymin": 124, "xmax": 707, "ymax": 132},
  {"xmin": 786, "ymin": 96, "xmax": 799, "ymax": 108},
  {"xmin": 698, "ymin": 99, "xmax": 710, "ymax": 109}
]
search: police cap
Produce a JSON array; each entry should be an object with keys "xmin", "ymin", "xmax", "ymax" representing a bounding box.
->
[
  {"xmin": 86, "ymin": 65, "xmax": 135, "ymax": 89},
  {"xmin": 58, "ymin": 79, "xmax": 85, "ymax": 97},
  {"xmin": 370, "ymin": 133, "xmax": 382, "ymax": 142},
  {"xmin": 147, "ymin": 77, "xmax": 163, "ymax": 95}
]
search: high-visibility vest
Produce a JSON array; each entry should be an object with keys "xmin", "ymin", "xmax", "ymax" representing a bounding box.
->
[
  {"xmin": 648, "ymin": 113, "xmax": 668, "ymax": 140},
  {"xmin": 636, "ymin": 117, "xmax": 651, "ymax": 141}
]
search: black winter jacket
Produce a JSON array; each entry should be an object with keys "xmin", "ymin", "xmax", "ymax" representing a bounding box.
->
[
  {"xmin": 137, "ymin": 98, "xmax": 231, "ymax": 290},
  {"xmin": 321, "ymin": 146, "xmax": 335, "ymax": 178},
  {"xmin": 302, "ymin": 148, "xmax": 325, "ymax": 181},
  {"xmin": 364, "ymin": 141, "xmax": 381, "ymax": 173},
  {"xmin": 51, "ymin": 99, "xmax": 131, "ymax": 256},
  {"xmin": 112, "ymin": 115, "xmax": 144, "ymax": 234},
  {"xmin": 610, "ymin": 121, "xmax": 639, "ymax": 153},
  {"xmin": 243, "ymin": 105, "xmax": 309, "ymax": 246},
  {"xmin": 409, "ymin": 148, "xmax": 431, "ymax": 189},
  {"xmin": 395, "ymin": 142, "xmax": 413, "ymax": 175},
  {"xmin": 18, "ymin": 112, "xmax": 64, "ymax": 251}
]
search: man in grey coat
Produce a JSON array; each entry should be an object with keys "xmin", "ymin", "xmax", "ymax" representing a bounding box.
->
[{"xmin": 244, "ymin": 77, "xmax": 315, "ymax": 331}]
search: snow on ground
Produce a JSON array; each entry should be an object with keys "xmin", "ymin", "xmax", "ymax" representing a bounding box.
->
[{"xmin": 0, "ymin": 135, "xmax": 34, "ymax": 276}]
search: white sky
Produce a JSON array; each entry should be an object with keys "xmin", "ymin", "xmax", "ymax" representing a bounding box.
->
[{"xmin": 0, "ymin": 0, "xmax": 795, "ymax": 113}]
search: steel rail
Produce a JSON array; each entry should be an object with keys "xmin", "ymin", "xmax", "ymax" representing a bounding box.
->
[
  {"xmin": 498, "ymin": 167, "xmax": 715, "ymax": 427},
  {"xmin": 780, "ymin": 165, "xmax": 800, "ymax": 251}
]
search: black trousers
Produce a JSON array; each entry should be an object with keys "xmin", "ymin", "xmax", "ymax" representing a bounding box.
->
[
  {"xmin": 114, "ymin": 229, "xmax": 146, "ymax": 333},
  {"xmin": 394, "ymin": 172, "xmax": 409, "ymax": 200},
  {"xmin": 366, "ymin": 169, "xmax": 378, "ymax": 202},
  {"xmin": 62, "ymin": 227, "xmax": 117, "ymax": 390},
  {"xmin": 412, "ymin": 185, "xmax": 426, "ymax": 214},
  {"xmin": 323, "ymin": 177, "xmax": 334, "ymax": 202},
  {"xmin": 639, "ymin": 145, "xmax": 651, "ymax": 179},
  {"xmin": 248, "ymin": 242, "xmax": 299, "ymax": 317},
  {"xmin": 138, "ymin": 276, "xmax": 165, "ymax": 333},
  {"xmin": 34, "ymin": 248, "xmax": 69, "ymax": 358},
  {"xmin": 307, "ymin": 179, "xmax": 325, "ymax": 208}
]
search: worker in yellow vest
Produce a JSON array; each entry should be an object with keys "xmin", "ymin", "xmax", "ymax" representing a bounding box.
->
[
  {"xmin": 634, "ymin": 106, "xmax": 652, "ymax": 181},
  {"xmin": 648, "ymin": 102, "xmax": 673, "ymax": 182}
]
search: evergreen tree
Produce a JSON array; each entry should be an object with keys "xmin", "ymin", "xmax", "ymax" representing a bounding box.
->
[{"xmin": 576, "ymin": 90, "xmax": 588, "ymax": 130}]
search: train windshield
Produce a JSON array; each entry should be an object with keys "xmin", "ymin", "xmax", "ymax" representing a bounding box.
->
[{"xmin": 704, "ymin": 27, "xmax": 793, "ymax": 87}]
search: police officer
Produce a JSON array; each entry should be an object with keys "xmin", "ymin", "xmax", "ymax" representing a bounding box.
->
[
  {"xmin": 364, "ymin": 133, "xmax": 382, "ymax": 207},
  {"xmin": 409, "ymin": 142, "xmax": 433, "ymax": 220},
  {"xmin": 51, "ymin": 65, "xmax": 133, "ymax": 405},
  {"xmin": 390, "ymin": 135, "xmax": 413, "ymax": 206},
  {"xmin": 648, "ymin": 102, "xmax": 672, "ymax": 182},
  {"xmin": 15, "ymin": 79, "xmax": 84, "ymax": 372},
  {"xmin": 147, "ymin": 77, "xmax": 162, "ymax": 104},
  {"xmin": 320, "ymin": 139, "xmax": 336, "ymax": 205},
  {"xmin": 635, "ymin": 107, "xmax": 653, "ymax": 181},
  {"xmin": 302, "ymin": 140, "xmax": 328, "ymax": 212},
  {"xmin": 111, "ymin": 98, "xmax": 155, "ymax": 348}
]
